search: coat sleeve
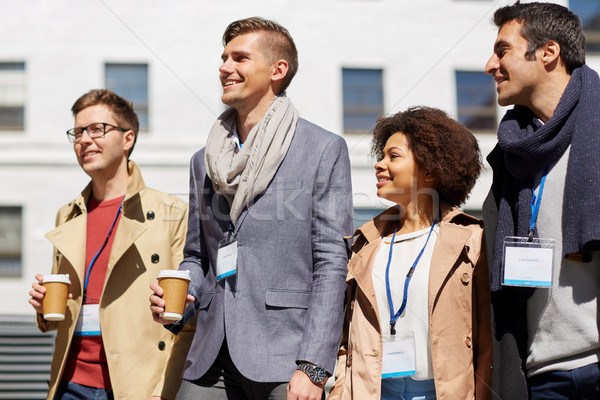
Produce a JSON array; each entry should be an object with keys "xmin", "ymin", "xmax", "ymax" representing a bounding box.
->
[
  {"xmin": 473, "ymin": 231, "xmax": 493, "ymax": 400},
  {"xmin": 327, "ymin": 278, "xmax": 354, "ymax": 400},
  {"xmin": 153, "ymin": 197, "xmax": 194, "ymax": 398},
  {"xmin": 166, "ymin": 151, "xmax": 210, "ymax": 335},
  {"xmin": 36, "ymin": 210, "xmax": 65, "ymax": 333},
  {"xmin": 295, "ymin": 135, "xmax": 353, "ymax": 375}
]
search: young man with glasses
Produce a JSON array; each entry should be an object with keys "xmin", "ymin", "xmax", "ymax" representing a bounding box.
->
[{"xmin": 28, "ymin": 89, "xmax": 193, "ymax": 399}]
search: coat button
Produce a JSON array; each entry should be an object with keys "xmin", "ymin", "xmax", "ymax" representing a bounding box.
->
[
  {"xmin": 146, "ymin": 211, "xmax": 155, "ymax": 220},
  {"xmin": 151, "ymin": 254, "xmax": 160, "ymax": 263},
  {"xmin": 464, "ymin": 336, "xmax": 472, "ymax": 348},
  {"xmin": 158, "ymin": 341, "xmax": 165, "ymax": 351},
  {"xmin": 460, "ymin": 273, "xmax": 470, "ymax": 285}
]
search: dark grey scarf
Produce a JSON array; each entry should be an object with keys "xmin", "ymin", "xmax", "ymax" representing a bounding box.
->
[{"xmin": 488, "ymin": 65, "xmax": 600, "ymax": 291}]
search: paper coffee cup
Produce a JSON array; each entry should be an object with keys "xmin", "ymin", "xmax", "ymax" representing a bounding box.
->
[
  {"xmin": 42, "ymin": 274, "xmax": 71, "ymax": 321},
  {"xmin": 157, "ymin": 270, "xmax": 191, "ymax": 321}
]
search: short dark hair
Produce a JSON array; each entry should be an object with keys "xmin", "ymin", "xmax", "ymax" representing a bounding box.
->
[
  {"xmin": 371, "ymin": 106, "xmax": 482, "ymax": 207},
  {"xmin": 71, "ymin": 89, "xmax": 139, "ymax": 159},
  {"xmin": 223, "ymin": 17, "xmax": 298, "ymax": 93},
  {"xmin": 493, "ymin": 1, "xmax": 585, "ymax": 73}
]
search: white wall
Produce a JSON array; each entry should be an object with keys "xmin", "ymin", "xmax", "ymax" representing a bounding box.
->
[{"xmin": 2, "ymin": 0, "xmax": 598, "ymax": 315}]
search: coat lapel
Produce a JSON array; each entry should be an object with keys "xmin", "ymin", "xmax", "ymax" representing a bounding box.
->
[
  {"xmin": 108, "ymin": 217, "xmax": 145, "ymax": 273},
  {"xmin": 45, "ymin": 215, "xmax": 87, "ymax": 288},
  {"xmin": 107, "ymin": 162, "xmax": 147, "ymax": 274},
  {"xmin": 347, "ymin": 238, "xmax": 381, "ymax": 312},
  {"xmin": 347, "ymin": 213, "xmax": 394, "ymax": 316},
  {"xmin": 428, "ymin": 221, "xmax": 472, "ymax": 312}
]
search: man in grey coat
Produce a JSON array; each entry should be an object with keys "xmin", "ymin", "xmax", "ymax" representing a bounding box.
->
[{"xmin": 150, "ymin": 17, "xmax": 353, "ymax": 400}]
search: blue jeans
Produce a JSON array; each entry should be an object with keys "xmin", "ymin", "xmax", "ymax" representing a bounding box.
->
[
  {"xmin": 55, "ymin": 381, "xmax": 114, "ymax": 400},
  {"xmin": 381, "ymin": 377, "xmax": 436, "ymax": 400},
  {"xmin": 529, "ymin": 362, "xmax": 599, "ymax": 400}
]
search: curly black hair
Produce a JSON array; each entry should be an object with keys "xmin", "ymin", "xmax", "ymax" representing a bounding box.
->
[{"xmin": 370, "ymin": 106, "xmax": 482, "ymax": 206}]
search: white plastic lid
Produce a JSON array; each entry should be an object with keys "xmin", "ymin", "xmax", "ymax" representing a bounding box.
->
[
  {"xmin": 42, "ymin": 274, "xmax": 71, "ymax": 284},
  {"xmin": 160, "ymin": 311, "xmax": 183, "ymax": 321},
  {"xmin": 43, "ymin": 313, "xmax": 65, "ymax": 321},
  {"xmin": 157, "ymin": 270, "xmax": 190, "ymax": 281}
]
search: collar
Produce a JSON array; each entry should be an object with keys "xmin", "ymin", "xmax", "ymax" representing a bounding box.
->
[
  {"xmin": 71, "ymin": 160, "xmax": 146, "ymax": 216},
  {"xmin": 231, "ymin": 124, "xmax": 242, "ymax": 152},
  {"xmin": 352, "ymin": 202, "xmax": 480, "ymax": 247}
]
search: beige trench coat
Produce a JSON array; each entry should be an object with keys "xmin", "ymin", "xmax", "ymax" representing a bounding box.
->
[
  {"xmin": 37, "ymin": 161, "xmax": 194, "ymax": 399},
  {"xmin": 328, "ymin": 205, "xmax": 492, "ymax": 400}
]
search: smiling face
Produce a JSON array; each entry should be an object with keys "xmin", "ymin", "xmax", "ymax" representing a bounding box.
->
[
  {"xmin": 219, "ymin": 31, "xmax": 278, "ymax": 116},
  {"xmin": 73, "ymin": 104, "xmax": 133, "ymax": 180},
  {"xmin": 374, "ymin": 132, "xmax": 433, "ymax": 207},
  {"xmin": 485, "ymin": 20, "xmax": 546, "ymax": 108}
]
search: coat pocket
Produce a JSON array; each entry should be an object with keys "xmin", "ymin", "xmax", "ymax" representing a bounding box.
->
[
  {"xmin": 265, "ymin": 289, "xmax": 311, "ymax": 309},
  {"xmin": 197, "ymin": 291, "xmax": 214, "ymax": 310}
]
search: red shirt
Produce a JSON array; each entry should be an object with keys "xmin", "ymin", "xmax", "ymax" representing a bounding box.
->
[{"xmin": 62, "ymin": 195, "xmax": 123, "ymax": 388}]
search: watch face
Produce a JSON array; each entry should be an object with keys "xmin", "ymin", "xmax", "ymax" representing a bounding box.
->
[
  {"xmin": 313, "ymin": 368, "xmax": 326, "ymax": 383},
  {"xmin": 301, "ymin": 363, "xmax": 326, "ymax": 384}
]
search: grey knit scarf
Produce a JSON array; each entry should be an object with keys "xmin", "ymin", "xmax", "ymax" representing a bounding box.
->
[{"xmin": 204, "ymin": 94, "xmax": 298, "ymax": 225}]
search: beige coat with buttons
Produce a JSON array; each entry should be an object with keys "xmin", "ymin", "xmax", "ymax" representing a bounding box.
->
[
  {"xmin": 328, "ymin": 205, "xmax": 492, "ymax": 400},
  {"xmin": 37, "ymin": 161, "xmax": 194, "ymax": 400}
]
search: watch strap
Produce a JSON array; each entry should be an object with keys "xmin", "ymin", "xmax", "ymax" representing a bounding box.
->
[{"xmin": 297, "ymin": 361, "xmax": 328, "ymax": 385}]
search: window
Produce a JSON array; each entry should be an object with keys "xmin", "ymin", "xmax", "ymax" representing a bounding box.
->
[
  {"xmin": 342, "ymin": 68, "xmax": 383, "ymax": 134},
  {"xmin": 570, "ymin": 0, "xmax": 600, "ymax": 53},
  {"xmin": 455, "ymin": 70, "xmax": 497, "ymax": 133},
  {"xmin": 105, "ymin": 63, "xmax": 149, "ymax": 129},
  {"xmin": 0, "ymin": 206, "xmax": 22, "ymax": 277},
  {"xmin": 0, "ymin": 62, "xmax": 25, "ymax": 131}
]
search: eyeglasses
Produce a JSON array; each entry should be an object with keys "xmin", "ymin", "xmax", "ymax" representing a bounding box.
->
[{"xmin": 66, "ymin": 122, "xmax": 128, "ymax": 143}]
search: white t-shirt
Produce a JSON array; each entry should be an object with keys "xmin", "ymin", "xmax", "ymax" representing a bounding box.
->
[{"xmin": 372, "ymin": 224, "xmax": 439, "ymax": 380}]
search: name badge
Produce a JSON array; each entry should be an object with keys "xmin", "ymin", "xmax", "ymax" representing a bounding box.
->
[
  {"xmin": 74, "ymin": 304, "xmax": 101, "ymax": 336},
  {"xmin": 217, "ymin": 237, "xmax": 237, "ymax": 281},
  {"xmin": 382, "ymin": 332, "xmax": 416, "ymax": 378},
  {"xmin": 503, "ymin": 236, "xmax": 555, "ymax": 288}
]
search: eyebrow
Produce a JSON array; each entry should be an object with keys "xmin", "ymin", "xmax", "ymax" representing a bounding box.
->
[
  {"xmin": 385, "ymin": 146, "xmax": 404, "ymax": 153},
  {"xmin": 221, "ymin": 50, "xmax": 251, "ymax": 60}
]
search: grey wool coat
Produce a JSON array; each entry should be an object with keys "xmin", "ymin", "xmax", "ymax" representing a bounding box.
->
[{"xmin": 171, "ymin": 118, "xmax": 353, "ymax": 383}]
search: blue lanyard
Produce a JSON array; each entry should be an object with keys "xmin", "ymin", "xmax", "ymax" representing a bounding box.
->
[
  {"xmin": 528, "ymin": 167, "xmax": 549, "ymax": 242},
  {"xmin": 385, "ymin": 217, "xmax": 438, "ymax": 335},
  {"xmin": 83, "ymin": 196, "xmax": 124, "ymax": 301}
]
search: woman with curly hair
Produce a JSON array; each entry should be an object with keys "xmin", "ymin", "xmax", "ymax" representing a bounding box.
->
[{"xmin": 328, "ymin": 106, "xmax": 492, "ymax": 400}]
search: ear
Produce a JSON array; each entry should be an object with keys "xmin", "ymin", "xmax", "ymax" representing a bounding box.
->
[
  {"xmin": 424, "ymin": 170, "xmax": 436, "ymax": 183},
  {"xmin": 540, "ymin": 39, "xmax": 561, "ymax": 67},
  {"xmin": 271, "ymin": 59, "xmax": 289, "ymax": 85},
  {"xmin": 122, "ymin": 130, "xmax": 135, "ymax": 154},
  {"xmin": 423, "ymin": 170, "xmax": 437, "ymax": 189}
]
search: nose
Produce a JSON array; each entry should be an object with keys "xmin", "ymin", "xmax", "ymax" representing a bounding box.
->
[
  {"xmin": 485, "ymin": 54, "xmax": 498, "ymax": 75},
  {"xmin": 78, "ymin": 129, "xmax": 94, "ymax": 145},
  {"xmin": 374, "ymin": 159, "xmax": 386, "ymax": 172},
  {"xmin": 219, "ymin": 58, "xmax": 233, "ymax": 75}
]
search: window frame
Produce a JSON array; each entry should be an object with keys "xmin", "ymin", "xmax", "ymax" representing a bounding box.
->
[
  {"xmin": 0, "ymin": 206, "xmax": 23, "ymax": 278},
  {"xmin": 105, "ymin": 63, "xmax": 149, "ymax": 130},
  {"xmin": 0, "ymin": 62, "xmax": 26, "ymax": 131},
  {"xmin": 570, "ymin": 0, "xmax": 600, "ymax": 54},
  {"xmin": 455, "ymin": 69, "xmax": 497, "ymax": 133},
  {"xmin": 342, "ymin": 67, "xmax": 384, "ymax": 134}
]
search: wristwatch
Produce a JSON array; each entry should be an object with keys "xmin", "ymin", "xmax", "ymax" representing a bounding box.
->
[{"xmin": 297, "ymin": 361, "xmax": 328, "ymax": 385}]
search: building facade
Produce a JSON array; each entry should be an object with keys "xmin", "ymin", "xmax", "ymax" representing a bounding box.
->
[{"xmin": 2, "ymin": 0, "xmax": 599, "ymax": 316}]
